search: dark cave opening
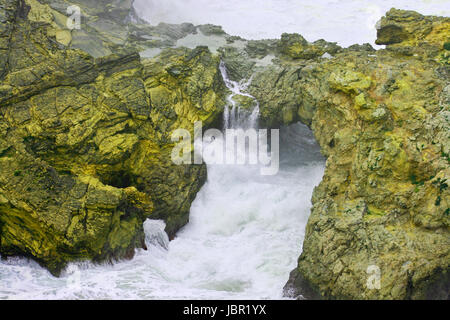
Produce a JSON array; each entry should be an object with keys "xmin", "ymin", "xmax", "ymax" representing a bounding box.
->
[{"xmin": 100, "ymin": 170, "xmax": 137, "ymax": 189}]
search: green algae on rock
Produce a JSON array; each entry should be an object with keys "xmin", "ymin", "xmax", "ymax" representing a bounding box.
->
[
  {"xmin": 0, "ymin": 0, "xmax": 448, "ymax": 300},
  {"xmin": 213, "ymin": 6, "xmax": 449, "ymax": 300},
  {"xmin": 262, "ymin": 11, "xmax": 449, "ymax": 300},
  {"xmin": 0, "ymin": 0, "xmax": 226, "ymax": 275}
]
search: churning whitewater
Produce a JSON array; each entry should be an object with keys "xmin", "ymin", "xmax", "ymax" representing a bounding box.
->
[
  {"xmin": 133, "ymin": 0, "xmax": 449, "ymax": 48},
  {"xmin": 0, "ymin": 60, "xmax": 325, "ymax": 299}
]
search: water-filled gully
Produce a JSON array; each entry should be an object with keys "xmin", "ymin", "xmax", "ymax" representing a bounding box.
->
[{"xmin": 0, "ymin": 61, "xmax": 325, "ymax": 299}]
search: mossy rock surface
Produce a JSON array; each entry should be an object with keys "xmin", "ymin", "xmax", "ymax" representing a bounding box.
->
[
  {"xmin": 231, "ymin": 94, "xmax": 257, "ymax": 110},
  {"xmin": 0, "ymin": 0, "xmax": 226, "ymax": 275},
  {"xmin": 0, "ymin": 0, "xmax": 448, "ymax": 300}
]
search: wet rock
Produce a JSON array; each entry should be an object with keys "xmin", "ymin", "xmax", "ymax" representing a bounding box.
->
[
  {"xmin": 0, "ymin": 0, "xmax": 226, "ymax": 275},
  {"xmin": 231, "ymin": 94, "xmax": 258, "ymax": 110},
  {"xmin": 198, "ymin": 24, "xmax": 226, "ymax": 36},
  {"xmin": 279, "ymin": 33, "xmax": 324, "ymax": 60},
  {"xmin": 0, "ymin": 0, "xmax": 448, "ymax": 300}
]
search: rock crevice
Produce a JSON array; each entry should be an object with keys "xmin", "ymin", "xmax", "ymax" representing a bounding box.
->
[
  {"xmin": 0, "ymin": 0, "xmax": 226, "ymax": 275},
  {"xmin": 0, "ymin": 0, "xmax": 448, "ymax": 299}
]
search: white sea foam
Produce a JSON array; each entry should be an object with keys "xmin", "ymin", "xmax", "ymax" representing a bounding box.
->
[
  {"xmin": 134, "ymin": 0, "xmax": 449, "ymax": 47},
  {"xmin": 1, "ymin": 0, "xmax": 447, "ymax": 300},
  {"xmin": 0, "ymin": 62, "xmax": 325, "ymax": 300}
]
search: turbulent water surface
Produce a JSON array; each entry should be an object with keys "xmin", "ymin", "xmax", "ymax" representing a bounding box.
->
[
  {"xmin": 134, "ymin": 0, "xmax": 449, "ymax": 47},
  {"xmin": 1, "ymin": 0, "xmax": 447, "ymax": 300},
  {"xmin": 0, "ymin": 63, "xmax": 325, "ymax": 299}
]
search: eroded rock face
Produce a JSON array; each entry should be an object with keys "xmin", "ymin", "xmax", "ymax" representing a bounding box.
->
[
  {"xmin": 245, "ymin": 9, "xmax": 449, "ymax": 300},
  {"xmin": 0, "ymin": 0, "xmax": 448, "ymax": 299},
  {"xmin": 0, "ymin": 0, "xmax": 226, "ymax": 275},
  {"xmin": 214, "ymin": 7, "xmax": 449, "ymax": 300}
]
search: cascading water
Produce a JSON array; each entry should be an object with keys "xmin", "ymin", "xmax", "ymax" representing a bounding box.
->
[{"xmin": 0, "ymin": 61, "xmax": 325, "ymax": 299}]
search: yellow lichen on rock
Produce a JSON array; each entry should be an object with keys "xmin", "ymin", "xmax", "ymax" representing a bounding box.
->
[
  {"xmin": 247, "ymin": 9, "xmax": 449, "ymax": 300},
  {"xmin": 0, "ymin": 0, "xmax": 226, "ymax": 275}
]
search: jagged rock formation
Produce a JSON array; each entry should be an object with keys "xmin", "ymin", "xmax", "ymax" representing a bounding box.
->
[
  {"xmin": 0, "ymin": 0, "xmax": 448, "ymax": 299},
  {"xmin": 207, "ymin": 7, "xmax": 449, "ymax": 300},
  {"xmin": 0, "ymin": 0, "xmax": 226, "ymax": 275},
  {"xmin": 194, "ymin": 7, "xmax": 449, "ymax": 299},
  {"xmin": 247, "ymin": 9, "xmax": 449, "ymax": 299}
]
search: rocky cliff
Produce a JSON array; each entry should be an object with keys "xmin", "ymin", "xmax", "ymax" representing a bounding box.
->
[
  {"xmin": 0, "ymin": 0, "xmax": 448, "ymax": 299},
  {"xmin": 254, "ymin": 9, "xmax": 449, "ymax": 299},
  {"xmin": 193, "ymin": 7, "xmax": 449, "ymax": 299},
  {"xmin": 195, "ymin": 7, "xmax": 448, "ymax": 300},
  {"xmin": 0, "ymin": 0, "xmax": 226, "ymax": 275}
]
